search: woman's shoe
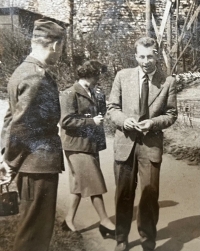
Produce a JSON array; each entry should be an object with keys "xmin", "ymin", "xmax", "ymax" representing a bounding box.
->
[
  {"xmin": 61, "ymin": 220, "xmax": 82, "ymax": 238},
  {"xmin": 99, "ymin": 224, "xmax": 115, "ymax": 239},
  {"xmin": 61, "ymin": 220, "xmax": 73, "ymax": 232}
]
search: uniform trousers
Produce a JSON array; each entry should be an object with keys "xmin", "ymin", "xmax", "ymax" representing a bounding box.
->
[
  {"xmin": 13, "ymin": 173, "xmax": 58, "ymax": 251},
  {"xmin": 114, "ymin": 140, "xmax": 161, "ymax": 250}
]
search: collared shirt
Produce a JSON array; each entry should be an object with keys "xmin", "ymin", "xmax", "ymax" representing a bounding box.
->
[
  {"xmin": 138, "ymin": 66, "xmax": 156, "ymax": 97},
  {"xmin": 78, "ymin": 79, "xmax": 91, "ymax": 97}
]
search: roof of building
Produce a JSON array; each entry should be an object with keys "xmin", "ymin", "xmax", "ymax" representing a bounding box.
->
[{"xmin": 0, "ymin": 0, "xmax": 70, "ymax": 24}]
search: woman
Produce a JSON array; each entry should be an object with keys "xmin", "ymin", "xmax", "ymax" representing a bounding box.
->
[{"xmin": 60, "ymin": 60, "xmax": 115, "ymax": 238}]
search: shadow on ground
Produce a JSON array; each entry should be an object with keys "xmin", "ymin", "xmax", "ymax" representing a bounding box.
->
[
  {"xmin": 80, "ymin": 200, "xmax": 178, "ymax": 234},
  {"xmin": 155, "ymin": 215, "xmax": 200, "ymax": 251},
  {"xmin": 129, "ymin": 214, "xmax": 200, "ymax": 251}
]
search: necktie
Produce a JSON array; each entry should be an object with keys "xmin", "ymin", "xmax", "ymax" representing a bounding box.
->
[
  {"xmin": 140, "ymin": 74, "xmax": 149, "ymax": 120},
  {"xmin": 89, "ymin": 87, "xmax": 98, "ymax": 115},
  {"xmin": 88, "ymin": 87, "xmax": 94, "ymax": 100}
]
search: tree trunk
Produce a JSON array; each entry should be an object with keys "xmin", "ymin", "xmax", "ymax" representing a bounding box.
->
[
  {"xmin": 146, "ymin": 0, "xmax": 151, "ymax": 36},
  {"xmin": 167, "ymin": 9, "xmax": 172, "ymax": 75}
]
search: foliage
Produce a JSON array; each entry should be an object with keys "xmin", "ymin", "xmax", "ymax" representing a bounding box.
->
[
  {"xmin": 0, "ymin": 25, "xmax": 138, "ymax": 96},
  {"xmin": 62, "ymin": 28, "xmax": 138, "ymax": 95},
  {"xmin": 164, "ymin": 121, "xmax": 200, "ymax": 165},
  {"xmin": 0, "ymin": 27, "xmax": 31, "ymax": 87}
]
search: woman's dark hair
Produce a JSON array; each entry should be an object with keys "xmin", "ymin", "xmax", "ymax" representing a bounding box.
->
[{"xmin": 77, "ymin": 60, "xmax": 106, "ymax": 78}]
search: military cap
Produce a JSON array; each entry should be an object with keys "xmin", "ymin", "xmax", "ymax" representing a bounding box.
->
[{"xmin": 33, "ymin": 19, "xmax": 65, "ymax": 39}]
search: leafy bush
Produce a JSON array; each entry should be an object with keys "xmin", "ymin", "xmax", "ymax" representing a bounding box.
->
[{"xmin": 0, "ymin": 28, "xmax": 31, "ymax": 87}]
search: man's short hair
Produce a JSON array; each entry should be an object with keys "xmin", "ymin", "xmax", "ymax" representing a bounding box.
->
[
  {"xmin": 31, "ymin": 19, "xmax": 65, "ymax": 47},
  {"xmin": 134, "ymin": 37, "xmax": 158, "ymax": 54}
]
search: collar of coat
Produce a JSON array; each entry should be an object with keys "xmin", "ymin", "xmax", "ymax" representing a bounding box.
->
[
  {"xmin": 73, "ymin": 81, "xmax": 95, "ymax": 103},
  {"xmin": 24, "ymin": 56, "xmax": 45, "ymax": 69},
  {"xmin": 24, "ymin": 56, "xmax": 57, "ymax": 80},
  {"xmin": 135, "ymin": 66, "xmax": 166, "ymax": 107}
]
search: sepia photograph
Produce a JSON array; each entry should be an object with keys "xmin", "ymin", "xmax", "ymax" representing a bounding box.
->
[{"xmin": 0, "ymin": 0, "xmax": 200, "ymax": 251}]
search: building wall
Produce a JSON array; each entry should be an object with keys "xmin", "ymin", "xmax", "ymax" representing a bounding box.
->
[
  {"xmin": 0, "ymin": 0, "xmax": 70, "ymax": 24},
  {"xmin": 73, "ymin": 0, "xmax": 191, "ymax": 36},
  {"xmin": 0, "ymin": 0, "xmax": 192, "ymax": 38},
  {"xmin": 1, "ymin": 0, "xmax": 191, "ymax": 32},
  {"xmin": 0, "ymin": 0, "xmax": 196, "ymax": 84},
  {"xmin": 70, "ymin": 0, "xmax": 194, "ymax": 74}
]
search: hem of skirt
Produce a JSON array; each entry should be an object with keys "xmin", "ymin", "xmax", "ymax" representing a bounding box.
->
[{"xmin": 70, "ymin": 190, "xmax": 107, "ymax": 198}]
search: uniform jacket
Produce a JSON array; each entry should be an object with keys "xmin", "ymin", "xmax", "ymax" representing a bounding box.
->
[
  {"xmin": 107, "ymin": 67, "xmax": 178, "ymax": 163},
  {"xmin": 1, "ymin": 56, "xmax": 64, "ymax": 173},
  {"xmin": 60, "ymin": 82, "xmax": 106, "ymax": 153}
]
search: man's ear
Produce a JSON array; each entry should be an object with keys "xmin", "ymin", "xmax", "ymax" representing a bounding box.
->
[{"xmin": 52, "ymin": 41, "xmax": 58, "ymax": 52}]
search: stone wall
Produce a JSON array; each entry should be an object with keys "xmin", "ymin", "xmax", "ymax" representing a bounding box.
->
[
  {"xmin": 74, "ymin": 0, "xmax": 144, "ymax": 38},
  {"xmin": 0, "ymin": 0, "xmax": 193, "ymax": 40},
  {"xmin": 0, "ymin": 0, "xmax": 197, "ymax": 92},
  {"xmin": 70, "ymin": 0, "xmax": 194, "ymax": 72},
  {"xmin": 73, "ymin": 0, "xmax": 192, "ymax": 36}
]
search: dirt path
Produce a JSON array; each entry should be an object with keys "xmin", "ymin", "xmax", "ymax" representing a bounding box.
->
[
  {"xmin": 1, "ymin": 99, "xmax": 200, "ymax": 251},
  {"xmin": 57, "ymin": 137, "xmax": 200, "ymax": 251}
]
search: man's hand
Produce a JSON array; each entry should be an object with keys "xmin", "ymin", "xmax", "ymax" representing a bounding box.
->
[
  {"xmin": 124, "ymin": 118, "xmax": 142, "ymax": 132},
  {"xmin": 0, "ymin": 160, "xmax": 16, "ymax": 186},
  {"xmin": 93, "ymin": 115, "xmax": 104, "ymax": 126},
  {"xmin": 137, "ymin": 119, "xmax": 154, "ymax": 132}
]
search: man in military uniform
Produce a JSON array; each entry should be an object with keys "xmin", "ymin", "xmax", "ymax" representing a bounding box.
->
[{"xmin": 0, "ymin": 19, "xmax": 65, "ymax": 251}]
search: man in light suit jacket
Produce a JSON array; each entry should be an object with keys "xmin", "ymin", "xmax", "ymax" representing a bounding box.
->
[
  {"xmin": 0, "ymin": 19, "xmax": 65, "ymax": 251},
  {"xmin": 108, "ymin": 37, "xmax": 177, "ymax": 251}
]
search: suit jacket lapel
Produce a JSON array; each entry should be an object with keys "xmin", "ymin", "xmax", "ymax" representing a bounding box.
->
[
  {"xmin": 148, "ymin": 70, "xmax": 165, "ymax": 107},
  {"xmin": 74, "ymin": 82, "xmax": 94, "ymax": 103},
  {"xmin": 130, "ymin": 67, "xmax": 140, "ymax": 115}
]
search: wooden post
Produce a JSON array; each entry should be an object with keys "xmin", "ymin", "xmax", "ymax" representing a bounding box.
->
[
  {"xmin": 181, "ymin": 41, "xmax": 186, "ymax": 72},
  {"xmin": 167, "ymin": 9, "xmax": 172, "ymax": 75},
  {"xmin": 68, "ymin": 0, "xmax": 75, "ymax": 80},
  {"xmin": 171, "ymin": 36, "xmax": 193, "ymax": 74},
  {"xmin": 175, "ymin": 0, "xmax": 179, "ymax": 73},
  {"xmin": 146, "ymin": 0, "xmax": 151, "ymax": 36},
  {"xmin": 10, "ymin": 7, "xmax": 14, "ymax": 31},
  {"xmin": 196, "ymin": 15, "xmax": 199, "ymax": 57},
  {"xmin": 194, "ymin": 17, "xmax": 198, "ymax": 67}
]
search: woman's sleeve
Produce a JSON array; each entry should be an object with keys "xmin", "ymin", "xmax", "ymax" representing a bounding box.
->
[{"xmin": 1, "ymin": 105, "xmax": 12, "ymax": 155}]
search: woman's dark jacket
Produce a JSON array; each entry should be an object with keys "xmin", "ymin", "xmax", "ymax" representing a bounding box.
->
[{"xmin": 60, "ymin": 82, "xmax": 106, "ymax": 153}]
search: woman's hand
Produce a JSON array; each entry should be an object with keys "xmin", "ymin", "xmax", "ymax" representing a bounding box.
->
[{"xmin": 93, "ymin": 115, "xmax": 104, "ymax": 125}]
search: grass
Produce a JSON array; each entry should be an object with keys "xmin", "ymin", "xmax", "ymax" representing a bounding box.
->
[
  {"xmin": 164, "ymin": 121, "xmax": 200, "ymax": 166},
  {"xmin": 0, "ymin": 179, "xmax": 85, "ymax": 251},
  {"xmin": 0, "ymin": 213, "xmax": 85, "ymax": 251}
]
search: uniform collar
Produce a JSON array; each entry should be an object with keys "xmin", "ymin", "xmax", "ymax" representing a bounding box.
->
[
  {"xmin": 24, "ymin": 55, "xmax": 45, "ymax": 69},
  {"xmin": 24, "ymin": 56, "xmax": 57, "ymax": 80}
]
